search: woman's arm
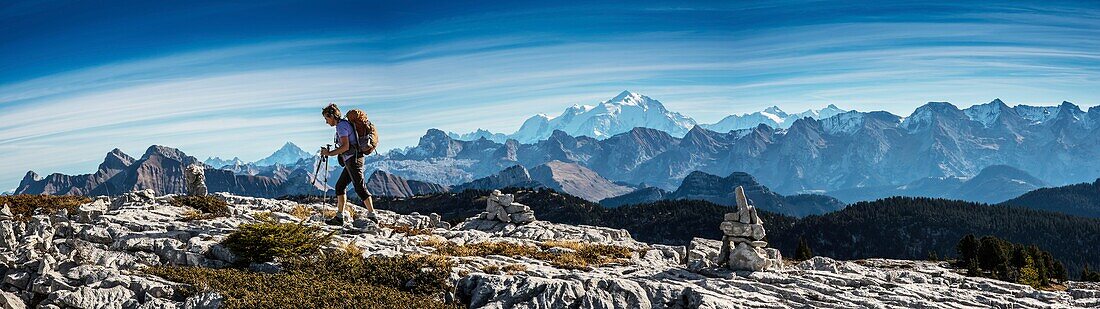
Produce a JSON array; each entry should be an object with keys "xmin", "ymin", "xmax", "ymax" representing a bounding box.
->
[{"xmin": 324, "ymin": 136, "xmax": 352, "ymax": 156}]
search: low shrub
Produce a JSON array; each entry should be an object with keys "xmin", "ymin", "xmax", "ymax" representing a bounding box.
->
[
  {"xmin": 284, "ymin": 251, "xmax": 453, "ymax": 295},
  {"xmin": 0, "ymin": 194, "xmax": 91, "ymax": 221},
  {"xmin": 146, "ymin": 261, "xmax": 460, "ymax": 309},
  {"xmin": 221, "ymin": 216, "xmax": 333, "ymax": 265},
  {"xmin": 170, "ymin": 195, "xmax": 230, "ymax": 217}
]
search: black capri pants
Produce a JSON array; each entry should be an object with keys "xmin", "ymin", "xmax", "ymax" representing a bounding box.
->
[{"xmin": 335, "ymin": 155, "xmax": 373, "ymax": 199}]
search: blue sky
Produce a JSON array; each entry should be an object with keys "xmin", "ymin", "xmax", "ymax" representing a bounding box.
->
[{"xmin": 2, "ymin": 0, "xmax": 1099, "ymax": 191}]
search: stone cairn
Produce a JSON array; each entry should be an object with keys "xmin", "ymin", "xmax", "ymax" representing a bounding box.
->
[
  {"xmin": 478, "ymin": 190, "xmax": 536, "ymax": 224},
  {"xmin": 184, "ymin": 164, "xmax": 208, "ymax": 196},
  {"xmin": 718, "ymin": 186, "xmax": 783, "ymax": 271}
]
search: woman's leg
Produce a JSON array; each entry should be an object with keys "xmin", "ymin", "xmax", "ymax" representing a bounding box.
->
[
  {"xmin": 332, "ymin": 166, "xmax": 351, "ymax": 220},
  {"xmin": 346, "ymin": 156, "xmax": 375, "ymax": 217}
]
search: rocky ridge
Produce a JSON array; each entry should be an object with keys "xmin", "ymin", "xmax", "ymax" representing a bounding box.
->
[{"xmin": 0, "ymin": 190, "xmax": 1097, "ymax": 308}]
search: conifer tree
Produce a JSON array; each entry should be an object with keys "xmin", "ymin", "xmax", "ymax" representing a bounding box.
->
[
  {"xmin": 795, "ymin": 237, "xmax": 814, "ymax": 261},
  {"xmin": 956, "ymin": 234, "xmax": 979, "ymax": 269},
  {"xmin": 1017, "ymin": 255, "xmax": 1040, "ymax": 288}
]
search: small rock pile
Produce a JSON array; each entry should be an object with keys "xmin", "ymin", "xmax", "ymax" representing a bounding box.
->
[
  {"xmin": 184, "ymin": 164, "xmax": 207, "ymax": 196},
  {"xmin": 478, "ymin": 190, "xmax": 536, "ymax": 224},
  {"xmin": 718, "ymin": 186, "xmax": 782, "ymax": 271}
]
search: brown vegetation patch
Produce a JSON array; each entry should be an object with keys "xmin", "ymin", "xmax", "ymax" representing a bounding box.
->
[
  {"xmin": 289, "ymin": 204, "xmax": 313, "ymax": 221},
  {"xmin": 146, "ymin": 252, "xmax": 459, "ymax": 309},
  {"xmin": 170, "ymin": 195, "xmax": 230, "ymax": 218},
  {"xmin": 380, "ymin": 223, "xmax": 434, "ymax": 236},
  {"xmin": 0, "ymin": 194, "xmax": 91, "ymax": 221},
  {"xmin": 422, "ymin": 240, "xmax": 631, "ymax": 271}
]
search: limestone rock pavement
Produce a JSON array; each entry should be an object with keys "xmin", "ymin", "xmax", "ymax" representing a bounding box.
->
[{"xmin": 0, "ymin": 190, "xmax": 1095, "ymax": 308}]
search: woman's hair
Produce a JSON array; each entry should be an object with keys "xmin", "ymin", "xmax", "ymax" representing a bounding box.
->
[
  {"xmin": 322, "ymin": 103, "xmax": 342, "ymax": 120},
  {"xmin": 346, "ymin": 109, "xmax": 370, "ymax": 137}
]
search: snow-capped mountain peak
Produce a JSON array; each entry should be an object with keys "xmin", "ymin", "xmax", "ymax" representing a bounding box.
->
[
  {"xmin": 608, "ymin": 90, "xmax": 646, "ymax": 107},
  {"xmin": 203, "ymin": 156, "xmax": 244, "ymax": 168},
  {"xmin": 763, "ymin": 106, "xmax": 787, "ymax": 117},
  {"xmin": 701, "ymin": 104, "xmax": 849, "ymax": 133},
  {"xmin": 900, "ymin": 102, "xmax": 963, "ymax": 132},
  {"xmin": 252, "ymin": 142, "xmax": 312, "ymax": 166},
  {"xmin": 506, "ymin": 91, "xmax": 697, "ymax": 142},
  {"xmin": 962, "ymin": 99, "xmax": 1013, "ymax": 127}
]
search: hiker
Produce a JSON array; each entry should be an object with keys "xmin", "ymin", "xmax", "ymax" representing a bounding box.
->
[{"xmin": 320, "ymin": 103, "xmax": 379, "ymax": 225}]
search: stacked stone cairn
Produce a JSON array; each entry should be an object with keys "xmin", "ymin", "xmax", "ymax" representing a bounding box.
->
[
  {"xmin": 718, "ymin": 186, "xmax": 783, "ymax": 271},
  {"xmin": 478, "ymin": 190, "xmax": 536, "ymax": 224},
  {"xmin": 183, "ymin": 164, "xmax": 207, "ymax": 196}
]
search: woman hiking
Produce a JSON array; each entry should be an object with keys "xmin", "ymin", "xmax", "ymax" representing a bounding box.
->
[{"xmin": 320, "ymin": 103, "xmax": 378, "ymax": 225}]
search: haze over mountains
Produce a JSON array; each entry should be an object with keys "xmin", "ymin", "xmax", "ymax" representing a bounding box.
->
[
  {"xmin": 390, "ymin": 92, "xmax": 1100, "ymax": 196},
  {"xmin": 828, "ymin": 165, "xmax": 1048, "ymax": 204},
  {"xmin": 15, "ymin": 91, "xmax": 1100, "ymax": 218}
]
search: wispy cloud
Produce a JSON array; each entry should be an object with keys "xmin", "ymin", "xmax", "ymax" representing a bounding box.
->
[{"xmin": 1, "ymin": 1, "xmax": 1098, "ymax": 190}]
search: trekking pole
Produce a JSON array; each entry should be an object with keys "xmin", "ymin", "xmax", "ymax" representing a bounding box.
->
[
  {"xmin": 310, "ymin": 146, "xmax": 329, "ymax": 207},
  {"xmin": 322, "ymin": 145, "xmax": 330, "ymax": 208}
]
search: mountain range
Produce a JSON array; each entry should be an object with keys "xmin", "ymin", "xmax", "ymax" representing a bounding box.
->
[
  {"xmin": 204, "ymin": 142, "xmax": 313, "ymax": 168},
  {"xmin": 449, "ymin": 91, "xmax": 696, "ymax": 143},
  {"xmin": 392, "ymin": 93, "xmax": 1100, "ymax": 198},
  {"xmin": 448, "ymin": 90, "xmax": 849, "ymax": 143},
  {"xmin": 600, "ymin": 171, "xmax": 846, "ymax": 217},
  {"xmin": 15, "ymin": 146, "xmax": 319, "ymax": 198},
  {"xmin": 16, "ymin": 145, "xmax": 457, "ymax": 199},
  {"xmin": 450, "ymin": 162, "xmax": 635, "ymax": 202},
  {"xmin": 828, "ymin": 165, "xmax": 1047, "ymax": 204},
  {"xmin": 700, "ymin": 104, "xmax": 847, "ymax": 133},
  {"xmin": 15, "ymin": 91, "xmax": 1100, "ymax": 218}
]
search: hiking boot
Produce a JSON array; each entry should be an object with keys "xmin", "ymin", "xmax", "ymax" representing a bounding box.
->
[{"xmin": 325, "ymin": 216, "xmax": 344, "ymax": 226}]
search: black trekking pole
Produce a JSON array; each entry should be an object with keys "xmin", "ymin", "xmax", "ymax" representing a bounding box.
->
[
  {"xmin": 310, "ymin": 144, "xmax": 332, "ymax": 207},
  {"xmin": 322, "ymin": 144, "xmax": 330, "ymax": 206}
]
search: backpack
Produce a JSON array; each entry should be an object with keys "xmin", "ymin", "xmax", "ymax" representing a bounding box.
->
[{"xmin": 346, "ymin": 110, "xmax": 379, "ymax": 156}]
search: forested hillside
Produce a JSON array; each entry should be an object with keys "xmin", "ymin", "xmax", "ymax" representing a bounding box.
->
[
  {"xmin": 778, "ymin": 197, "xmax": 1100, "ymax": 276},
  {"xmin": 1002, "ymin": 179, "xmax": 1100, "ymax": 218}
]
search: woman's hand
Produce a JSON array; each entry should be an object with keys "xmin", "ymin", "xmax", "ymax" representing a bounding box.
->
[{"xmin": 320, "ymin": 148, "xmax": 330, "ymax": 156}]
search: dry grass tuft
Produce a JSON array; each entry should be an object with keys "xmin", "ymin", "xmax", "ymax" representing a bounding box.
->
[
  {"xmin": 320, "ymin": 208, "xmax": 337, "ymax": 219},
  {"xmin": 170, "ymin": 195, "xmax": 230, "ymax": 218},
  {"xmin": 289, "ymin": 204, "xmax": 313, "ymax": 221},
  {"xmin": 380, "ymin": 223, "xmax": 434, "ymax": 236},
  {"xmin": 420, "ymin": 240, "xmax": 631, "ymax": 271},
  {"xmin": 480, "ymin": 264, "xmax": 501, "ymax": 274},
  {"xmin": 180, "ymin": 209, "xmax": 216, "ymax": 222},
  {"xmin": 0, "ymin": 195, "xmax": 91, "ymax": 221},
  {"xmin": 342, "ymin": 241, "xmax": 363, "ymax": 257},
  {"xmin": 501, "ymin": 263, "xmax": 527, "ymax": 274}
]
